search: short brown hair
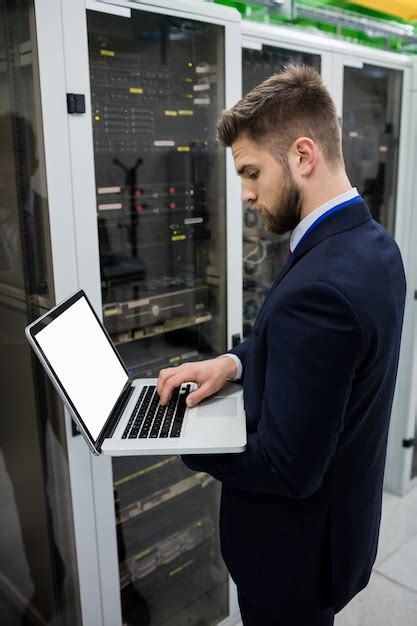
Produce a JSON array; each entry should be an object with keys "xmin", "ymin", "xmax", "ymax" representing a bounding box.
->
[{"xmin": 217, "ymin": 65, "xmax": 342, "ymax": 167}]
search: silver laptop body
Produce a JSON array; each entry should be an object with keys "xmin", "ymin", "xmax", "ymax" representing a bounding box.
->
[{"xmin": 25, "ymin": 290, "xmax": 247, "ymax": 456}]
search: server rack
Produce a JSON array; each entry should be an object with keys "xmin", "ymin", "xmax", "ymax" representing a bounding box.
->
[
  {"xmin": 34, "ymin": 0, "xmax": 242, "ymax": 624},
  {"xmin": 240, "ymin": 22, "xmax": 416, "ymax": 496},
  {"xmin": 86, "ymin": 6, "xmax": 237, "ymax": 622}
]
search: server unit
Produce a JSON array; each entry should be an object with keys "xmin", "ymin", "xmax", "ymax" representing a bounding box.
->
[{"xmin": 34, "ymin": 0, "xmax": 242, "ymax": 624}]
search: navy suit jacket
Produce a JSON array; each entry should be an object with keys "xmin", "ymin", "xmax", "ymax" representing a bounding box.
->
[{"xmin": 183, "ymin": 199, "xmax": 406, "ymax": 614}]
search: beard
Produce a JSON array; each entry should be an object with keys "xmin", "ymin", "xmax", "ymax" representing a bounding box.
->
[{"xmin": 254, "ymin": 163, "xmax": 302, "ymax": 236}]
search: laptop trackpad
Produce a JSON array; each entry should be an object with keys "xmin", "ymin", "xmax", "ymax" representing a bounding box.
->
[{"xmin": 196, "ymin": 397, "xmax": 237, "ymax": 418}]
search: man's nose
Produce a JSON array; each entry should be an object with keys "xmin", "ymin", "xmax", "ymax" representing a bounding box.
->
[{"xmin": 241, "ymin": 182, "xmax": 257, "ymax": 204}]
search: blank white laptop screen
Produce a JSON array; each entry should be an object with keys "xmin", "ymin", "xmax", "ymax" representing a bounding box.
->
[{"xmin": 35, "ymin": 296, "xmax": 128, "ymax": 440}]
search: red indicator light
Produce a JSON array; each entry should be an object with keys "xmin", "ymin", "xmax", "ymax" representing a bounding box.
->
[
  {"xmin": 168, "ymin": 186, "xmax": 176, "ymax": 194},
  {"xmin": 136, "ymin": 204, "xmax": 143, "ymax": 213},
  {"xmin": 135, "ymin": 189, "xmax": 143, "ymax": 197},
  {"xmin": 169, "ymin": 202, "xmax": 177, "ymax": 209}
]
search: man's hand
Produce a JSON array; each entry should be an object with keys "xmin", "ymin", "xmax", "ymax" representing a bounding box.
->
[{"xmin": 156, "ymin": 356, "xmax": 237, "ymax": 408}]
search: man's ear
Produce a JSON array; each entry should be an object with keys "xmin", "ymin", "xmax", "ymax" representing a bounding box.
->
[{"xmin": 290, "ymin": 137, "xmax": 317, "ymax": 177}]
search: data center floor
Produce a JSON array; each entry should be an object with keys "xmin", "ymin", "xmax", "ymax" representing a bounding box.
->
[{"xmin": 235, "ymin": 486, "xmax": 417, "ymax": 626}]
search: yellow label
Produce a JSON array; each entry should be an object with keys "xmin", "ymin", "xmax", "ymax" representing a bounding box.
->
[
  {"xmin": 136, "ymin": 548, "xmax": 151, "ymax": 559},
  {"xmin": 170, "ymin": 560, "xmax": 193, "ymax": 577},
  {"xmin": 100, "ymin": 50, "xmax": 115, "ymax": 57},
  {"xmin": 172, "ymin": 235, "xmax": 186, "ymax": 241},
  {"xmin": 169, "ymin": 356, "xmax": 181, "ymax": 364},
  {"xmin": 164, "ymin": 110, "xmax": 177, "ymax": 116},
  {"xmin": 177, "ymin": 146, "xmax": 190, "ymax": 152},
  {"xmin": 178, "ymin": 110, "xmax": 194, "ymax": 116},
  {"xmin": 129, "ymin": 87, "xmax": 143, "ymax": 94},
  {"xmin": 185, "ymin": 78, "xmax": 193, "ymax": 83},
  {"xmin": 94, "ymin": 115, "xmax": 101, "ymax": 121},
  {"xmin": 169, "ymin": 565, "xmax": 184, "ymax": 577},
  {"xmin": 103, "ymin": 308, "xmax": 121, "ymax": 317}
]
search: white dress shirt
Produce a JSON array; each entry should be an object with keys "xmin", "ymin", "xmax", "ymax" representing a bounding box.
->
[
  {"xmin": 224, "ymin": 188, "xmax": 360, "ymax": 380},
  {"xmin": 289, "ymin": 187, "xmax": 359, "ymax": 252}
]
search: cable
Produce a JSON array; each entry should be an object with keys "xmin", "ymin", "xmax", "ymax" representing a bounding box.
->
[{"xmin": 243, "ymin": 236, "xmax": 267, "ymax": 265}]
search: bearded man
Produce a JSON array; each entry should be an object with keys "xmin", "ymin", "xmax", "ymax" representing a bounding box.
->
[{"xmin": 157, "ymin": 65, "xmax": 406, "ymax": 625}]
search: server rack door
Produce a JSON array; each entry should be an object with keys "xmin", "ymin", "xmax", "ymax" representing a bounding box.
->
[
  {"xmin": 341, "ymin": 62, "xmax": 403, "ymax": 234},
  {"xmin": 241, "ymin": 43, "xmax": 321, "ymax": 339},
  {"xmin": 386, "ymin": 65, "xmax": 417, "ymax": 495},
  {"xmin": 86, "ymin": 6, "xmax": 231, "ymax": 625}
]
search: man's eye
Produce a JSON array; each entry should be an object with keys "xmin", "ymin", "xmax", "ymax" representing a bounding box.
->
[{"xmin": 248, "ymin": 172, "xmax": 259, "ymax": 180}]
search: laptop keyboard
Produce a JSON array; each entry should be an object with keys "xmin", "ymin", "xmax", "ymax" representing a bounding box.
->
[{"xmin": 122, "ymin": 384, "xmax": 191, "ymax": 440}]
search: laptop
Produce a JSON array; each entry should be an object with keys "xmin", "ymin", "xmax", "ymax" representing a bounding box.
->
[{"xmin": 25, "ymin": 290, "xmax": 247, "ymax": 456}]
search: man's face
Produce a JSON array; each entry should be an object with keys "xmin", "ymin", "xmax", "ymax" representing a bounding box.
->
[{"xmin": 232, "ymin": 135, "xmax": 302, "ymax": 235}]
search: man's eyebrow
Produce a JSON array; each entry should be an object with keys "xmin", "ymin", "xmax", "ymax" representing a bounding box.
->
[{"xmin": 236, "ymin": 164, "xmax": 258, "ymax": 176}]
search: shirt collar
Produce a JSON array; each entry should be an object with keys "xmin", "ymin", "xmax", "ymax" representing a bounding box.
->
[{"xmin": 289, "ymin": 187, "xmax": 359, "ymax": 253}]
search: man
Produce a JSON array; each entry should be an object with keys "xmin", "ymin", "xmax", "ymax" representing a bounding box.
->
[{"xmin": 157, "ymin": 66, "xmax": 406, "ymax": 625}]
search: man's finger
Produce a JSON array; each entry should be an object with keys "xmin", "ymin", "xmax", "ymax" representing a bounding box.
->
[
  {"xmin": 186, "ymin": 381, "xmax": 213, "ymax": 408},
  {"xmin": 158, "ymin": 370, "xmax": 196, "ymax": 405},
  {"xmin": 156, "ymin": 365, "xmax": 184, "ymax": 397}
]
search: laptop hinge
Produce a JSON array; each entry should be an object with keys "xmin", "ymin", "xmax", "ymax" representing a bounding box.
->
[{"xmin": 96, "ymin": 381, "xmax": 135, "ymax": 451}]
